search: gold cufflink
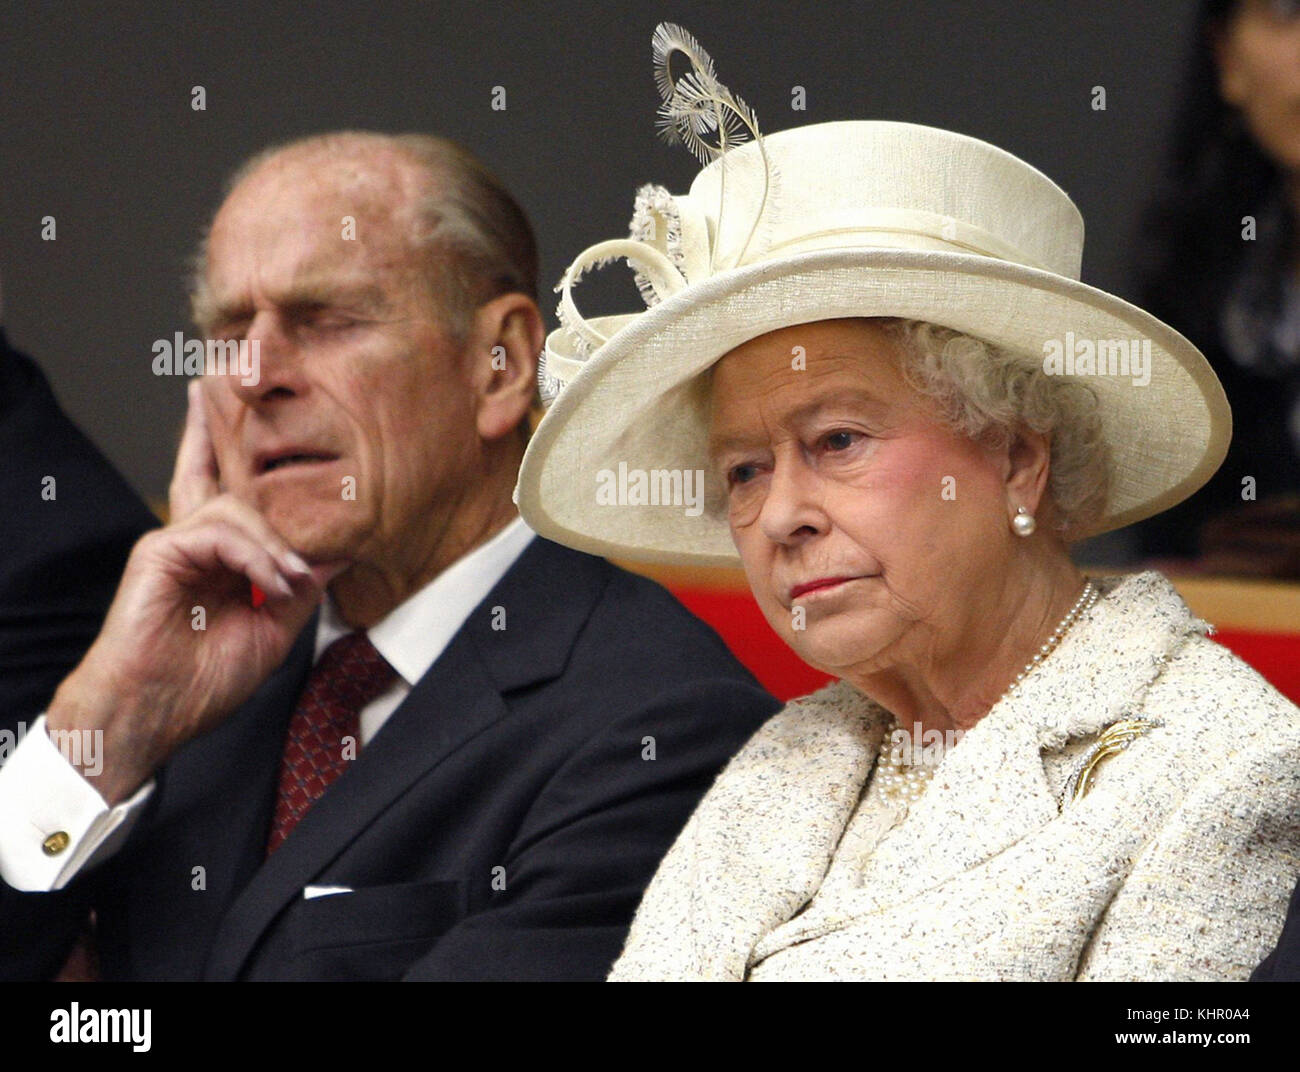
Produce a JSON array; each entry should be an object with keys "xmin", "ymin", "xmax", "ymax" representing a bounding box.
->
[{"xmin": 42, "ymin": 831, "xmax": 71, "ymax": 856}]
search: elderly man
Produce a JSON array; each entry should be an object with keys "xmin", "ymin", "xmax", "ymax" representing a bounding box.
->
[{"xmin": 0, "ymin": 132, "xmax": 776, "ymax": 981}]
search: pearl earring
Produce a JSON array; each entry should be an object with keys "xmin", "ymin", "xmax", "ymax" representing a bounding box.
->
[{"xmin": 1012, "ymin": 507, "xmax": 1036, "ymax": 537}]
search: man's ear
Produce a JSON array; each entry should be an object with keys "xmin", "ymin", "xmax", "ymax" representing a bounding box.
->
[
  {"xmin": 1003, "ymin": 425, "xmax": 1052, "ymax": 523},
  {"xmin": 467, "ymin": 293, "xmax": 544, "ymax": 442}
]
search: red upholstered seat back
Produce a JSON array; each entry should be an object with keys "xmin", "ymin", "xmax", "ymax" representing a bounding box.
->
[{"xmin": 663, "ymin": 578, "xmax": 1300, "ymax": 706}]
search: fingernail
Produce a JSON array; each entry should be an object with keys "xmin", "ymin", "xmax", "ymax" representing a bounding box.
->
[
  {"xmin": 274, "ymin": 574, "xmax": 294, "ymax": 597},
  {"xmin": 283, "ymin": 552, "xmax": 311, "ymax": 576}
]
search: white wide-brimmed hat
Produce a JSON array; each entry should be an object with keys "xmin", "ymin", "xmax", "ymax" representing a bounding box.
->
[{"xmin": 515, "ymin": 34, "xmax": 1229, "ymax": 567}]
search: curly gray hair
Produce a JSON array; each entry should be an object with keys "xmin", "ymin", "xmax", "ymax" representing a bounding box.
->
[{"xmin": 877, "ymin": 318, "xmax": 1111, "ymax": 538}]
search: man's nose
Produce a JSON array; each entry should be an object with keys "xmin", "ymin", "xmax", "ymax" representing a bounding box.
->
[
  {"xmin": 230, "ymin": 311, "xmax": 301, "ymax": 403},
  {"xmin": 758, "ymin": 455, "xmax": 828, "ymax": 547}
]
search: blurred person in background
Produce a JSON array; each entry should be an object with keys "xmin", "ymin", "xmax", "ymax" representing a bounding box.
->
[{"xmin": 1135, "ymin": 0, "xmax": 1300, "ymax": 574}]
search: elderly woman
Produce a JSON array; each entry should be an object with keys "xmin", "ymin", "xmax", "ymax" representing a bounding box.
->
[{"xmin": 515, "ymin": 29, "xmax": 1300, "ymax": 980}]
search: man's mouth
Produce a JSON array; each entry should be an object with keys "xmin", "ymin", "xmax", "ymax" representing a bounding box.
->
[{"xmin": 255, "ymin": 450, "xmax": 340, "ymax": 475}]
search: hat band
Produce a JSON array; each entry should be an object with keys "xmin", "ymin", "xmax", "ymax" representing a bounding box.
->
[
  {"xmin": 548, "ymin": 203, "xmax": 1070, "ymax": 393},
  {"xmin": 750, "ymin": 208, "xmax": 1057, "ymax": 274}
]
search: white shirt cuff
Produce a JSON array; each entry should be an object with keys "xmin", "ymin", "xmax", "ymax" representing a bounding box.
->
[{"xmin": 0, "ymin": 715, "xmax": 153, "ymax": 891}]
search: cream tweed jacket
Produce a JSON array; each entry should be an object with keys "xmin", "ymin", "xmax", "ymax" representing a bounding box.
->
[{"xmin": 610, "ymin": 572, "xmax": 1300, "ymax": 981}]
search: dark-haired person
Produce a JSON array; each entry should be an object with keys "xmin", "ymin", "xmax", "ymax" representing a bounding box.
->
[
  {"xmin": 1134, "ymin": 0, "xmax": 1300, "ymax": 570},
  {"xmin": 0, "ymin": 132, "xmax": 776, "ymax": 981}
]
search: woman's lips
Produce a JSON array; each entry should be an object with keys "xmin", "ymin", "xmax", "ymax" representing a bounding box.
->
[{"xmin": 789, "ymin": 576, "xmax": 860, "ymax": 599}]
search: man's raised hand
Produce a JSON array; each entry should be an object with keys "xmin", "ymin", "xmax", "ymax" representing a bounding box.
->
[{"xmin": 45, "ymin": 382, "xmax": 341, "ymax": 805}]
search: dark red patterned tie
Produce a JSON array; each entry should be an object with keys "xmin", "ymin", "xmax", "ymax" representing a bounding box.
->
[{"xmin": 266, "ymin": 631, "xmax": 396, "ymax": 855}]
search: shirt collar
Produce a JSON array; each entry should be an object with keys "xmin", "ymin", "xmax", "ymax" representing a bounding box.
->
[{"xmin": 314, "ymin": 515, "xmax": 536, "ymax": 684}]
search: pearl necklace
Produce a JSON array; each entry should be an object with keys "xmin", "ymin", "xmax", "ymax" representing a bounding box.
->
[
  {"xmin": 1000, "ymin": 579, "xmax": 1099, "ymax": 703},
  {"xmin": 874, "ymin": 579, "xmax": 1100, "ymax": 808},
  {"xmin": 873, "ymin": 729, "xmax": 939, "ymax": 805}
]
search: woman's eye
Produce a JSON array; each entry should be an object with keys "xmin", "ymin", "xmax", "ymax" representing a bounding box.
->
[{"xmin": 823, "ymin": 430, "xmax": 860, "ymax": 451}]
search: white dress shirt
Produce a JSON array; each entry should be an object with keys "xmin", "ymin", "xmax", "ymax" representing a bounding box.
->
[{"xmin": 0, "ymin": 516, "xmax": 535, "ymax": 892}]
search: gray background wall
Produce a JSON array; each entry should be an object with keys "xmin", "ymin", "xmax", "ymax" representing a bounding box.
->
[{"xmin": 0, "ymin": 0, "xmax": 1196, "ymax": 505}]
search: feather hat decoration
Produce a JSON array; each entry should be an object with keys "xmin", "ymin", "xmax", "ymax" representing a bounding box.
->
[
  {"xmin": 649, "ymin": 23, "xmax": 773, "ymax": 272},
  {"xmin": 542, "ymin": 20, "xmax": 776, "ymax": 401},
  {"xmin": 521, "ymin": 25, "xmax": 1229, "ymax": 565},
  {"xmin": 651, "ymin": 22, "xmax": 761, "ymax": 164}
]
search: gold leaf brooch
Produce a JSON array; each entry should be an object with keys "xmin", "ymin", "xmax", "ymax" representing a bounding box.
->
[{"xmin": 1061, "ymin": 718, "xmax": 1161, "ymax": 807}]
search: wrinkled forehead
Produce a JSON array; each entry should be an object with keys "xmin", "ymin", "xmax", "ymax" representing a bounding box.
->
[
  {"xmin": 231, "ymin": 143, "xmax": 419, "ymax": 217},
  {"xmin": 711, "ymin": 320, "xmax": 905, "ymax": 402},
  {"xmin": 210, "ymin": 148, "xmax": 422, "ymax": 263},
  {"xmin": 197, "ymin": 171, "xmax": 431, "ymax": 328},
  {"xmin": 704, "ymin": 320, "xmax": 915, "ymax": 454}
]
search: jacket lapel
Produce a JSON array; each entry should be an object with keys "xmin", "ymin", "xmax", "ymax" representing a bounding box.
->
[
  {"xmin": 201, "ymin": 538, "xmax": 609, "ymax": 981},
  {"xmin": 141, "ymin": 617, "xmax": 315, "ymax": 912},
  {"xmin": 750, "ymin": 572, "xmax": 1210, "ymax": 952},
  {"xmin": 855, "ymin": 703, "xmax": 1057, "ymax": 909},
  {"xmin": 612, "ymin": 681, "xmax": 890, "ymax": 980}
]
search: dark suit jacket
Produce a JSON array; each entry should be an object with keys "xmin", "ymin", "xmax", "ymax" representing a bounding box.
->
[
  {"xmin": 0, "ymin": 536, "xmax": 778, "ymax": 980},
  {"xmin": 0, "ymin": 329, "xmax": 157, "ymax": 727},
  {"xmin": 1253, "ymin": 874, "xmax": 1300, "ymax": 981}
]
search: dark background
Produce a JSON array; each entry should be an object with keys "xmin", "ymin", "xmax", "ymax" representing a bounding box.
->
[{"xmin": 0, "ymin": 0, "xmax": 1196, "ymax": 506}]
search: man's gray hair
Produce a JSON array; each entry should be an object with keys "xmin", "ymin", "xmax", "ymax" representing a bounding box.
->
[{"xmin": 189, "ymin": 131, "xmax": 538, "ymax": 339}]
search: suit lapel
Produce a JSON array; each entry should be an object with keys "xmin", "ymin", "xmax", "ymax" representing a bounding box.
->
[
  {"xmin": 201, "ymin": 538, "xmax": 610, "ymax": 981},
  {"xmin": 144, "ymin": 617, "xmax": 315, "ymax": 915}
]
